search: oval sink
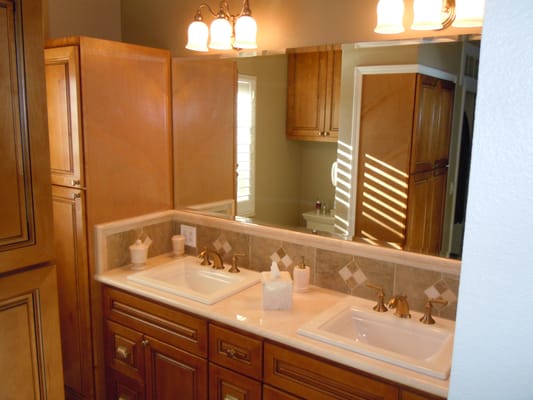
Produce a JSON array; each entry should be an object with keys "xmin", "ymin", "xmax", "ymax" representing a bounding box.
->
[
  {"xmin": 297, "ymin": 296, "xmax": 454, "ymax": 379},
  {"xmin": 127, "ymin": 255, "xmax": 261, "ymax": 304}
]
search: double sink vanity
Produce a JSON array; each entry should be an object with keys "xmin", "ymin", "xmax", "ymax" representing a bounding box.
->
[{"xmin": 95, "ymin": 213, "xmax": 454, "ymax": 400}]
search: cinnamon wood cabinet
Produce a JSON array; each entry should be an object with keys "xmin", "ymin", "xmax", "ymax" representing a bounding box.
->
[
  {"xmin": 103, "ymin": 287, "xmax": 208, "ymax": 400},
  {"xmin": 209, "ymin": 324, "xmax": 263, "ymax": 400},
  {"xmin": 45, "ymin": 37, "xmax": 173, "ymax": 399},
  {"xmin": 354, "ymin": 73, "xmax": 454, "ymax": 255},
  {"xmin": 102, "ymin": 286, "xmax": 446, "ymax": 400},
  {"xmin": 0, "ymin": 0, "xmax": 64, "ymax": 398},
  {"xmin": 286, "ymin": 47, "xmax": 341, "ymax": 142}
]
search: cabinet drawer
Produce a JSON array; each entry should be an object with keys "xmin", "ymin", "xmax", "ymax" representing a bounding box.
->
[
  {"xmin": 103, "ymin": 287, "xmax": 208, "ymax": 357},
  {"xmin": 106, "ymin": 368, "xmax": 145, "ymax": 400},
  {"xmin": 209, "ymin": 324, "xmax": 262, "ymax": 380},
  {"xmin": 209, "ymin": 363, "xmax": 261, "ymax": 400},
  {"xmin": 105, "ymin": 320, "xmax": 144, "ymax": 381},
  {"xmin": 264, "ymin": 342, "xmax": 398, "ymax": 400},
  {"xmin": 400, "ymin": 389, "xmax": 446, "ymax": 400},
  {"xmin": 263, "ymin": 385, "xmax": 302, "ymax": 400}
]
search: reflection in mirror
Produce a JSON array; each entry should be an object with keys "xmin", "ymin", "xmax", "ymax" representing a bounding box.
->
[{"xmin": 186, "ymin": 36, "xmax": 480, "ymax": 260}]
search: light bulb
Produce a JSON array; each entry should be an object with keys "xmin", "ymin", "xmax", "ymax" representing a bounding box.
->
[
  {"xmin": 209, "ymin": 17, "xmax": 232, "ymax": 50},
  {"xmin": 233, "ymin": 15, "xmax": 257, "ymax": 49},
  {"xmin": 375, "ymin": 0, "xmax": 405, "ymax": 34},
  {"xmin": 452, "ymin": 0, "xmax": 484, "ymax": 27},
  {"xmin": 185, "ymin": 20, "xmax": 209, "ymax": 52},
  {"xmin": 411, "ymin": 0, "xmax": 443, "ymax": 30}
]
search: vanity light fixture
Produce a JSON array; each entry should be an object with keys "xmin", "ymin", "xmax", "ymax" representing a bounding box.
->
[
  {"xmin": 374, "ymin": 0, "xmax": 484, "ymax": 34},
  {"xmin": 185, "ymin": 0, "xmax": 257, "ymax": 52}
]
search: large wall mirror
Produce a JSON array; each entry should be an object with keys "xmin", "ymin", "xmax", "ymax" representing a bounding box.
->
[{"xmin": 182, "ymin": 35, "xmax": 480, "ymax": 261}]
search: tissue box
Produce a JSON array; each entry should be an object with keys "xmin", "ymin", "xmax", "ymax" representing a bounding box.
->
[{"xmin": 261, "ymin": 271, "xmax": 293, "ymax": 310}]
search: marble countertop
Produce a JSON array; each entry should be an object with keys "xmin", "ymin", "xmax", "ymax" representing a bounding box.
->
[{"xmin": 96, "ymin": 253, "xmax": 450, "ymax": 398}]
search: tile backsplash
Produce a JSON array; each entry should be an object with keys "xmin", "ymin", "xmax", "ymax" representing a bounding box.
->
[{"xmin": 98, "ymin": 210, "xmax": 460, "ymax": 320}]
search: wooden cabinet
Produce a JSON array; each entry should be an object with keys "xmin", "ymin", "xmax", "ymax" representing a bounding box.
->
[
  {"xmin": 0, "ymin": 0, "xmax": 64, "ymax": 397},
  {"xmin": 354, "ymin": 73, "xmax": 454, "ymax": 255},
  {"xmin": 0, "ymin": 265, "xmax": 64, "ymax": 399},
  {"xmin": 103, "ymin": 287, "xmax": 208, "ymax": 400},
  {"xmin": 209, "ymin": 324, "xmax": 262, "ymax": 400},
  {"xmin": 0, "ymin": 0, "xmax": 53, "ymax": 271},
  {"xmin": 264, "ymin": 342, "xmax": 399, "ymax": 400},
  {"xmin": 45, "ymin": 37, "xmax": 173, "ymax": 399},
  {"xmin": 286, "ymin": 47, "xmax": 341, "ymax": 142}
]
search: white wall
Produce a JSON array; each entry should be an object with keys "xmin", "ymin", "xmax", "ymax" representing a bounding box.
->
[{"xmin": 448, "ymin": 0, "xmax": 533, "ymax": 398}]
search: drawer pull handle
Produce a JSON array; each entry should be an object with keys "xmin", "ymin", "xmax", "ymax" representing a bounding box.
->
[
  {"xmin": 71, "ymin": 179, "xmax": 81, "ymax": 186},
  {"xmin": 225, "ymin": 347, "xmax": 237, "ymax": 359},
  {"xmin": 115, "ymin": 346, "xmax": 130, "ymax": 360}
]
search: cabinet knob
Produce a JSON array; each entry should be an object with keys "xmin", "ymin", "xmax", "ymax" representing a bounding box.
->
[
  {"xmin": 72, "ymin": 192, "xmax": 81, "ymax": 199},
  {"xmin": 71, "ymin": 179, "xmax": 81, "ymax": 186},
  {"xmin": 323, "ymin": 131, "xmax": 330, "ymax": 137},
  {"xmin": 225, "ymin": 347, "xmax": 237, "ymax": 359},
  {"xmin": 141, "ymin": 339, "xmax": 150, "ymax": 347},
  {"xmin": 115, "ymin": 345, "xmax": 130, "ymax": 360}
]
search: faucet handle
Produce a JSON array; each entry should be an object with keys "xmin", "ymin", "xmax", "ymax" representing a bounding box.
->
[
  {"xmin": 366, "ymin": 284, "xmax": 388, "ymax": 312},
  {"xmin": 229, "ymin": 253, "xmax": 245, "ymax": 273},
  {"xmin": 420, "ymin": 297, "xmax": 448, "ymax": 325},
  {"xmin": 198, "ymin": 247, "xmax": 211, "ymax": 266}
]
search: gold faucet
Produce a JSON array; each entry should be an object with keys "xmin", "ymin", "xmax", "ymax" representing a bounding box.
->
[
  {"xmin": 198, "ymin": 247, "xmax": 225, "ymax": 269},
  {"xmin": 228, "ymin": 253, "xmax": 245, "ymax": 273},
  {"xmin": 388, "ymin": 295, "xmax": 411, "ymax": 318},
  {"xmin": 366, "ymin": 283, "xmax": 388, "ymax": 312}
]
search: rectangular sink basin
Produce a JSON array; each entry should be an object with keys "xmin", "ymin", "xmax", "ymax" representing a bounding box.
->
[
  {"xmin": 297, "ymin": 296, "xmax": 454, "ymax": 379},
  {"xmin": 127, "ymin": 256, "xmax": 261, "ymax": 304}
]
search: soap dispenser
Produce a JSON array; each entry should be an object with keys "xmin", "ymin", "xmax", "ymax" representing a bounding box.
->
[
  {"xmin": 293, "ymin": 257, "xmax": 310, "ymax": 292},
  {"xmin": 129, "ymin": 236, "xmax": 152, "ymax": 270}
]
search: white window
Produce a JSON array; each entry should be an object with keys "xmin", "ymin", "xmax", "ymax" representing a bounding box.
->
[{"xmin": 236, "ymin": 74, "xmax": 256, "ymax": 217}]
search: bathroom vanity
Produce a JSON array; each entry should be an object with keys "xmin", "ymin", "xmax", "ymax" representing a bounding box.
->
[{"xmin": 97, "ymin": 253, "xmax": 450, "ymax": 400}]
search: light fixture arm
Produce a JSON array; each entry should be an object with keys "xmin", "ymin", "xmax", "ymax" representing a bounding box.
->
[
  {"xmin": 438, "ymin": 0, "xmax": 457, "ymax": 30},
  {"xmin": 193, "ymin": 0, "xmax": 252, "ymax": 22}
]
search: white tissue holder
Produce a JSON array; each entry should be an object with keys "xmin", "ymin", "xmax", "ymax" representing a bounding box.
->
[{"xmin": 261, "ymin": 271, "xmax": 293, "ymax": 310}]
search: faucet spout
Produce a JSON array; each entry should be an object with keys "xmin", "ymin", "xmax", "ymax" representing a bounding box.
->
[
  {"xmin": 388, "ymin": 295, "xmax": 411, "ymax": 319},
  {"xmin": 198, "ymin": 247, "xmax": 224, "ymax": 269}
]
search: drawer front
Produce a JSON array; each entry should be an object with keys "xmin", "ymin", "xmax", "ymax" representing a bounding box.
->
[
  {"xmin": 209, "ymin": 324, "xmax": 263, "ymax": 380},
  {"xmin": 263, "ymin": 385, "xmax": 302, "ymax": 400},
  {"xmin": 400, "ymin": 389, "xmax": 446, "ymax": 400},
  {"xmin": 105, "ymin": 320, "xmax": 144, "ymax": 381},
  {"xmin": 209, "ymin": 363, "xmax": 262, "ymax": 400},
  {"xmin": 264, "ymin": 342, "xmax": 399, "ymax": 400},
  {"xmin": 103, "ymin": 286, "xmax": 208, "ymax": 357},
  {"xmin": 106, "ymin": 368, "xmax": 145, "ymax": 400}
]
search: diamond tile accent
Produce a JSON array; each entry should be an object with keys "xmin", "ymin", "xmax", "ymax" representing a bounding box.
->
[
  {"xmin": 424, "ymin": 280, "xmax": 457, "ymax": 304},
  {"xmin": 337, "ymin": 260, "xmax": 367, "ymax": 287},
  {"xmin": 270, "ymin": 248, "xmax": 293, "ymax": 270},
  {"xmin": 213, "ymin": 235, "xmax": 232, "ymax": 255}
]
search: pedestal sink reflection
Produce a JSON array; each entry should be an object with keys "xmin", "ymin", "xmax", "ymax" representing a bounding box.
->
[
  {"xmin": 297, "ymin": 296, "xmax": 455, "ymax": 379},
  {"xmin": 127, "ymin": 255, "xmax": 261, "ymax": 305}
]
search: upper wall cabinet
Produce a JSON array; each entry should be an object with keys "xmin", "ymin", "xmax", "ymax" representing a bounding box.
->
[
  {"xmin": 0, "ymin": 0, "xmax": 53, "ymax": 272},
  {"xmin": 286, "ymin": 47, "xmax": 341, "ymax": 142}
]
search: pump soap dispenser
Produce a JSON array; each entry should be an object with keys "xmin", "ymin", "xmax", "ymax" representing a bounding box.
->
[{"xmin": 293, "ymin": 257, "xmax": 310, "ymax": 292}]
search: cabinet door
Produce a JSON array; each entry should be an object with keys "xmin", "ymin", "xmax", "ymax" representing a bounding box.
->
[
  {"xmin": 209, "ymin": 363, "xmax": 261, "ymax": 400},
  {"xmin": 323, "ymin": 49, "xmax": 341, "ymax": 139},
  {"xmin": 144, "ymin": 336, "xmax": 208, "ymax": 400},
  {"xmin": 107, "ymin": 368, "xmax": 145, "ymax": 400},
  {"xmin": 45, "ymin": 45, "xmax": 84, "ymax": 188},
  {"xmin": 52, "ymin": 185, "xmax": 94, "ymax": 398},
  {"xmin": 263, "ymin": 385, "xmax": 302, "ymax": 400},
  {"xmin": 411, "ymin": 75, "xmax": 454, "ymax": 174},
  {"xmin": 0, "ymin": 0, "xmax": 53, "ymax": 271},
  {"xmin": 0, "ymin": 265, "xmax": 64, "ymax": 399},
  {"xmin": 405, "ymin": 169, "xmax": 447, "ymax": 255}
]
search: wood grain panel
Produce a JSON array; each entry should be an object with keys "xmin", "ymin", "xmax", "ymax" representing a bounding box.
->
[
  {"xmin": 104, "ymin": 287, "xmax": 208, "ymax": 358},
  {"xmin": 172, "ymin": 58, "xmax": 236, "ymax": 208},
  {"xmin": 209, "ymin": 324, "xmax": 263, "ymax": 380},
  {"xmin": 264, "ymin": 342, "xmax": 398, "ymax": 400}
]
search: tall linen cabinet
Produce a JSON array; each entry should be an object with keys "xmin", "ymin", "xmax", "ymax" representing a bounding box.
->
[
  {"xmin": 0, "ymin": 0, "xmax": 64, "ymax": 398},
  {"xmin": 45, "ymin": 37, "xmax": 173, "ymax": 399}
]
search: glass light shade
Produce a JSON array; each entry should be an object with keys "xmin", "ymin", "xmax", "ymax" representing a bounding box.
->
[
  {"xmin": 411, "ymin": 0, "xmax": 443, "ymax": 30},
  {"xmin": 233, "ymin": 15, "xmax": 257, "ymax": 49},
  {"xmin": 375, "ymin": 0, "xmax": 405, "ymax": 34},
  {"xmin": 185, "ymin": 20, "xmax": 209, "ymax": 52},
  {"xmin": 209, "ymin": 17, "xmax": 232, "ymax": 50},
  {"xmin": 452, "ymin": 0, "xmax": 484, "ymax": 27}
]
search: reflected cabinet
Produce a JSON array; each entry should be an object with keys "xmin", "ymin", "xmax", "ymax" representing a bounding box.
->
[
  {"xmin": 355, "ymin": 73, "xmax": 454, "ymax": 255},
  {"xmin": 286, "ymin": 47, "xmax": 341, "ymax": 142}
]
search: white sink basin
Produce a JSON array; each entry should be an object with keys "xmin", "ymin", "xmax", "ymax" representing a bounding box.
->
[
  {"xmin": 127, "ymin": 256, "xmax": 261, "ymax": 304},
  {"xmin": 297, "ymin": 296, "xmax": 454, "ymax": 379}
]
